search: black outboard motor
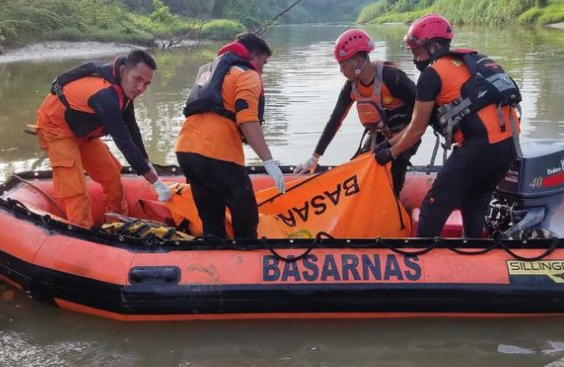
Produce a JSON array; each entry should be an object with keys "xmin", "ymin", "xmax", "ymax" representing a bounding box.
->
[{"xmin": 487, "ymin": 140, "xmax": 564, "ymax": 239}]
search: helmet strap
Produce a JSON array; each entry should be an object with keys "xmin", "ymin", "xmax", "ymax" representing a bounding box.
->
[
  {"xmin": 426, "ymin": 41, "xmax": 448, "ymax": 63},
  {"xmin": 354, "ymin": 56, "xmax": 369, "ymax": 78}
]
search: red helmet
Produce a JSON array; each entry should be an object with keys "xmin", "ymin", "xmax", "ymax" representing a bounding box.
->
[
  {"xmin": 404, "ymin": 14, "xmax": 454, "ymax": 49},
  {"xmin": 334, "ymin": 29, "xmax": 374, "ymax": 63}
]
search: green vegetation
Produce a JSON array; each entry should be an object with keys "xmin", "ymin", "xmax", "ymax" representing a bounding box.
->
[
  {"xmin": 518, "ymin": 0, "xmax": 564, "ymax": 24},
  {"xmin": 0, "ymin": 0, "xmax": 374, "ymax": 54},
  {"xmin": 0, "ymin": 0, "xmax": 153, "ymax": 52},
  {"xmin": 121, "ymin": 0, "xmax": 374, "ymax": 23},
  {"xmin": 358, "ymin": 0, "xmax": 564, "ymax": 25},
  {"xmin": 0, "ymin": 0, "xmax": 252, "ymax": 54},
  {"xmin": 432, "ymin": 0, "xmax": 533, "ymax": 25},
  {"xmin": 5, "ymin": 0, "xmax": 561, "ymax": 53}
]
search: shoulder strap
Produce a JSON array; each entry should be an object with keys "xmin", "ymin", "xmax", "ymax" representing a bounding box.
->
[
  {"xmin": 352, "ymin": 61, "xmax": 385, "ymax": 101},
  {"xmin": 372, "ymin": 61, "xmax": 384, "ymax": 101},
  {"xmin": 462, "ymin": 53, "xmax": 478, "ymax": 75},
  {"xmin": 51, "ymin": 62, "xmax": 105, "ymax": 95}
]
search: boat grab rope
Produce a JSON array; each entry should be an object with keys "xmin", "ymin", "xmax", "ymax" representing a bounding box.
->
[
  {"xmin": 353, "ymin": 233, "xmax": 559, "ymax": 262},
  {"xmin": 264, "ymin": 232, "xmax": 560, "ymax": 263},
  {"xmin": 0, "ymin": 197, "xmax": 560, "ymax": 261},
  {"xmin": 261, "ymin": 235, "xmax": 319, "ymax": 262}
]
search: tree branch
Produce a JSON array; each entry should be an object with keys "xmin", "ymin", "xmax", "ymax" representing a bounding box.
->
[{"xmin": 253, "ymin": 0, "xmax": 305, "ymax": 35}]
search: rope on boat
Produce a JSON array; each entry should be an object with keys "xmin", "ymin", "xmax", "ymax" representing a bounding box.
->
[
  {"xmin": 498, "ymin": 238, "xmax": 559, "ymax": 261},
  {"xmin": 0, "ymin": 197, "xmax": 560, "ymax": 262},
  {"xmin": 261, "ymin": 232, "xmax": 340, "ymax": 262},
  {"xmin": 297, "ymin": 232, "xmax": 561, "ymax": 263},
  {"xmin": 375, "ymin": 237, "xmax": 438, "ymax": 257}
]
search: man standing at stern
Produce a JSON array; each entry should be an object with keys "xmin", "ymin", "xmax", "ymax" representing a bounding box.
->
[{"xmin": 375, "ymin": 14, "xmax": 521, "ymax": 238}]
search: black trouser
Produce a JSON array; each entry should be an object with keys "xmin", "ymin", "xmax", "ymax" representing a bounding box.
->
[
  {"xmin": 417, "ymin": 138, "xmax": 517, "ymax": 238},
  {"xmin": 176, "ymin": 152, "xmax": 259, "ymax": 239},
  {"xmin": 391, "ymin": 140, "xmax": 420, "ymax": 197}
]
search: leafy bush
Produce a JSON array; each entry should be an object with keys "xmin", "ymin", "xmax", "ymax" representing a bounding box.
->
[
  {"xmin": 518, "ymin": 7, "xmax": 543, "ymax": 23},
  {"xmin": 432, "ymin": 0, "xmax": 535, "ymax": 25},
  {"xmin": 357, "ymin": 0, "xmax": 557, "ymax": 26},
  {"xmin": 358, "ymin": 1, "xmax": 389, "ymax": 24},
  {"xmin": 534, "ymin": 1, "xmax": 564, "ymax": 24},
  {"xmin": 368, "ymin": 10, "xmax": 427, "ymax": 24},
  {"xmin": 200, "ymin": 19, "xmax": 245, "ymax": 40}
]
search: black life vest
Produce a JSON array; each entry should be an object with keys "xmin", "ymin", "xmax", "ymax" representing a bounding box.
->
[
  {"xmin": 51, "ymin": 57, "xmax": 128, "ymax": 138},
  {"xmin": 432, "ymin": 49, "xmax": 522, "ymax": 148},
  {"xmin": 183, "ymin": 52, "xmax": 265, "ymax": 123}
]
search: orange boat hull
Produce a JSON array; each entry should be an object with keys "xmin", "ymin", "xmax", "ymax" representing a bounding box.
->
[{"xmin": 0, "ymin": 167, "xmax": 562, "ymax": 320}]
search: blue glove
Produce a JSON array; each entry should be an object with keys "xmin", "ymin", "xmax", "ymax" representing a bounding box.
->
[{"xmin": 375, "ymin": 148, "xmax": 394, "ymax": 166}]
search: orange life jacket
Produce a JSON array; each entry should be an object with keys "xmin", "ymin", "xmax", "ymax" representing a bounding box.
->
[
  {"xmin": 353, "ymin": 62, "xmax": 410, "ymax": 137},
  {"xmin": 430, "ymin": 49, "xmax": 521, "ymax": 150},
  {"xmin": 50, "ymin": 56, "xmax": 128, "ymax": 138}
]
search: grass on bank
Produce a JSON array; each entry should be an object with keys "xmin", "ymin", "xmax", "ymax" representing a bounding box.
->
[
  {"xmin": 358, "ymin": 0, "xmax": 564, "ymax": 25},
  {"xmin": 0, "ymin": 0, "xmax": 246, "ymax": 54},
  {"xmin": 518, "ymin": 0, "xmax": 564, "ymax": 24}
]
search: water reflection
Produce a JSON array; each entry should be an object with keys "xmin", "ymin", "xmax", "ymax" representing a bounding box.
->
[{"xmin": 2, "ymin": 284, "xmax": 564, "ymax": 367}]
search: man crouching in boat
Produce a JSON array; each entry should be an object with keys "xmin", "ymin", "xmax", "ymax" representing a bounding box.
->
[
  {"xmin": 35, "ymin": 50, "xmax": 172, "ymax": 229},
  {"xmin": 175, "ymin": 32, "xmax": 285, "ymax": 239},
  {"xmin": 375, "ymin": 14, "xmax": 521, "ymax": 238}
]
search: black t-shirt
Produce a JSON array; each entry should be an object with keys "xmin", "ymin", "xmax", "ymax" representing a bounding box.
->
[{"xmin": 415, "ymin": 67, "xmax": 442, "ymax": 102}]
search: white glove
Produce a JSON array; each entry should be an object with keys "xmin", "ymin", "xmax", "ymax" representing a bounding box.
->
[
  {"xmin": 152, "ymin": 178, "xmax": 172, "ymax": 202},
  {"xmin": 294, "ymin": 155, "xmax": 319, "ymax": 174},
  {"xmin": 263, "ymin": 159, "xmax": 286, "ymax": 194}
]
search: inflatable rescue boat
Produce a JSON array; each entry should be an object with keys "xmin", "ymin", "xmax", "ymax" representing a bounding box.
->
[{"xmin": 0, "ymin": 140, "xmax": 564, "ymax": 321}]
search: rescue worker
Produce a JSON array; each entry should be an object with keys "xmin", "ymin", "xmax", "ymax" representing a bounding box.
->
[
  {"xmin": 36, "ymin": 50, "xmax": 171, "ymax": 229},
  {"xmin": 375, "ymin": 14, "xmax": 521, "ymax": 238},
  {"xmin": 175, "ymin": 32, "xmax": 285, "ymax": 239},
  {"xmin": 294, "ymin": 29, "xmax": 418, "ymax": 196}
]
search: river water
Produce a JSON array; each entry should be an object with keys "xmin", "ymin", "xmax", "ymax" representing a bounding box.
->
[{"xmin": 1, "ymin": 23, "xmax": 564, "ymax": 366}]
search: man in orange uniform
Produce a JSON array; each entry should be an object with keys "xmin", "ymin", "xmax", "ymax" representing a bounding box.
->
[
  {"xmin": 376, "ymin": 14, "xmax": 521, "ymax": 237},
  {"xmin": 36, "ymin": 50, "xmax": 171, "ymax": 229},
  {"xmin": 294, "ymin": 29, "xmax": 417, "ymax": 196},
  {"xmin": 175, "ymin": 32, "xmax": 285, "ymax": 239}
]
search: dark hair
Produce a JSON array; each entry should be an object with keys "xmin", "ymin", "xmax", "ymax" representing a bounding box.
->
[
  {"xmin": 353, "ymin": 51, "xmax": 369, "ymax": 62},
  {"xmin": 125, "ymin": 49, "xmax": 157, "ymax": 71},
  {"xmin": 429, "ymin": 38, "xmax": 451, "ymax": 51},
  {"xmin": 236, "ymin": 32, "xmax": 272, "ymax": 57}
]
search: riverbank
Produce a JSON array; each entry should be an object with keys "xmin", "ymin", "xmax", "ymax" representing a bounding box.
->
[
  {"xmin": 0, "ymin": 41, "xmax": 144, "ymax": 64},
  {"xmin": 547, "ymin": 21, "xmax": 564, "ymax": 29}
]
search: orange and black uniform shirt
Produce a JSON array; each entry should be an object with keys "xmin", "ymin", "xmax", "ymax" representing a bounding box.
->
[
  {"xmin": 314, "ymin": 64, "xmax": 415, "ymax": 156},
  {"xmin": 37, "ymin": 74, "xmax": 151, "ymax": 175},
  {"xmin": 175, "ymin": 66, "xmax": 263, "ymax": 166},
  {"xmin": 417, "ymin": 55, "xmax": 519, "ymax": 145}
]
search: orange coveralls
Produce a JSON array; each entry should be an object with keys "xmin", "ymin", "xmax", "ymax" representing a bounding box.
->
[{"xmin": 36, "ymin": 76, "xmax": 131, "ymax": 228}]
